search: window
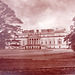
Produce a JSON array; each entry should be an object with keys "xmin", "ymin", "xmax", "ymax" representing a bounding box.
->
[
  {"xmin": 49, "ymin": 41, "xmax": 51, "ymax": 45},
  {"xmin": 41, "ymin": 42, "xmax": 43, "ymax": 44},
  {"xmin": 32, "ymin": 39, "xmax": 33, "ymax": 45},
  {"xmin": 34, "ymin": 39, "xmax": 36, "ymax": 45},
  {"xmin": 45, "ymin": 41, "xmax": 47, "ymax": 44},
  {"xmin": 30, "ymin": 39, "xmax": 31, "ymax": 44},
  {"xmin": 58, "ymin": 39, "xmax": 62, "ymax": 44}
]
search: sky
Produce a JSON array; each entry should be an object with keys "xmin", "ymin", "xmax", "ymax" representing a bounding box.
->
[{"xmin": 2, "ymin": 0, "xmax": 75, "ymax": 31}]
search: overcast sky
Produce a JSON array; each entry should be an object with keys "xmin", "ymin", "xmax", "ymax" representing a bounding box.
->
[{"xmin": 2, "ymin": 0, "xmax": 75, "ymax": 30}]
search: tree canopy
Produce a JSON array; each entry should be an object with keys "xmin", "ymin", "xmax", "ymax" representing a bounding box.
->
[
  {"xmin": 64, "ymin": 17, "xmax": 75, "ymax": 51},
  {"xmin": 0, "ymin": 0, "xmax": 23, "ymax": 49}
]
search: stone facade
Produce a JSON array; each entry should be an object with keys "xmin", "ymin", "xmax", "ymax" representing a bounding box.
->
[{"xmin": 5, "ymin": 28, "xmax": 69, "ymax": 50}]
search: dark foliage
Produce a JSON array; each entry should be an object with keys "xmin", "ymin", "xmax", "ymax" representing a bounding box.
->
[
  {"xmin": 64, "ymin": 18, "xmax": 75, "ymax": 51},
  {"xmin": 0, "ymin": 0, "xmax": 23, "ymax": 49}
]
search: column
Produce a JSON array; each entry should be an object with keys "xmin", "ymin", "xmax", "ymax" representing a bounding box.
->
[
  {"xmin": 30, "ymin": 39, "xmax": 31, "ymax": 45},
  {"xmin": 36, "ymin": 38, "xmax": 38, "ymax": 45},
  {"xmin": 32, "ymin": 39, "xmax": 33, "ymax": 45}
]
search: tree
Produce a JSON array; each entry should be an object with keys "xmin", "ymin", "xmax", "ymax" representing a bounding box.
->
[
  {"xmin": 0, "ymin": 0, "xmax": 23, "ymax": 49},
  {"xmin": 64, "ymin": 17, "xmax": 75, "ymax": 51}
]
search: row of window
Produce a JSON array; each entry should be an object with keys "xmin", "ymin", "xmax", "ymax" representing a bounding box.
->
[
  {"xmin": 41, "ymin": 39, "xmax": 62, "ymax": 45},
  {"xmin": 6, "ymin": 39, "xmax": 65, "ymax": 46},
  {"xmin": 25, "ymin": 39, "xmax": 62, "ymax": 45},
  {"xmin": 28, "ymin": 39, "xmax": 40, "ymax": 45},
  {"xmin": 25, "ymin": 46, "xmax": 41, "ymax": 49}
]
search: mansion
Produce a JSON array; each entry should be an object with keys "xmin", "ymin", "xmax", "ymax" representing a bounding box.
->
[
  {"xmin": 5, "ymin": 28, "xmax": 69, "ymax": 50},
  {"xmin": 0, "ymin": 0, "xmax": 71, "ymax": 50}
]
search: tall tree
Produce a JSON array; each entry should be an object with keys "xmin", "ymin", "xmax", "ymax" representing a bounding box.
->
[
  {"xmin": 0, "ymin": 0, "xmax": 23, "ymax": 49},
  {"xmin": 64, "ymin": 17, "xmax": 75, "ymax": 51}
]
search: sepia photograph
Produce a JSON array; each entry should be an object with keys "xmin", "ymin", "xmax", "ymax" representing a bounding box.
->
[{"xmin": 0, "ymin": 0, "xmax": 75, "ymax": 75}]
